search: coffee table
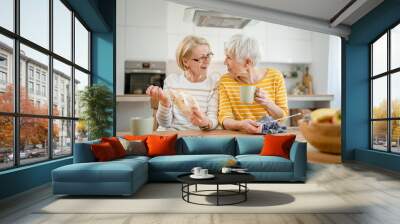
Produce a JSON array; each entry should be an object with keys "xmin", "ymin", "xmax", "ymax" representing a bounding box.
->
[{"xmin": 177, "ymin": 173, "xmax": 255, "ymax": 206}]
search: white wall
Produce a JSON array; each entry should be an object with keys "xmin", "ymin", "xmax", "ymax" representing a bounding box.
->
[
  {"xmin": 327, "ymin": 36, "xmax": 342, "ymax": 109},
  {"xmin": 309, "ymin": 32, "xmax": 329, "ymax": 95}
]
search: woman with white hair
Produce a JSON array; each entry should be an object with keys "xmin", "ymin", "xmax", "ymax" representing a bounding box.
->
[
  {"xmin": 146, "ymin": 35, "xmax": 218, "ymax": 131},
  {"xmin": 218, "ymin": 34, "xmax": 289, "ymax": 134}
]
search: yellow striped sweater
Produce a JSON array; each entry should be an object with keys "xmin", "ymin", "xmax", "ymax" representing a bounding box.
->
[{"xmin": 218, "ymin": 68, "xmax": 289, "ymax": 124}]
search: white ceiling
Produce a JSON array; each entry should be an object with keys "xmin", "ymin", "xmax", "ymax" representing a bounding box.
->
[
  {"xmin": 168, "ymin": 0, "xmax": 384, "ymax": 37},
  {"xmin": 224, "ymin": 0, "xmax": 352, "ymax": 23}
]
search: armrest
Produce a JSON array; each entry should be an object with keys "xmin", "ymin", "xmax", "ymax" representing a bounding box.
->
[
  {"xmin": 289, "ymin": 141, "xmax": 307, "ymax": 182},
  {"xmin": 73, "ymin": 140, "xmax": 100, "ymax": 163}
]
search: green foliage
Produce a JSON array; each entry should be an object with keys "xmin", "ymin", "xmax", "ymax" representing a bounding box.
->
[{"xmin": 79, "ymin": 84, "xmax": 113, "ymax": 140}]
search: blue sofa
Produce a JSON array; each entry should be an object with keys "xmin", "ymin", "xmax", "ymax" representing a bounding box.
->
[{"xmin": 52, "ymin": 136, "xmax": 307, "ymax": 196}]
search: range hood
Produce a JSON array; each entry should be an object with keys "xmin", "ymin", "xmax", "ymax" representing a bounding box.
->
[{"xmin": 184, "ymin": 8, "xmax": 251, "ymax": 29}]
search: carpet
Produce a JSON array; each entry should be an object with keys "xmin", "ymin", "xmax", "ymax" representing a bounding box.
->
[{"xmin": 38, "ymin": 183, "xmax": 361, "ymax": 214}]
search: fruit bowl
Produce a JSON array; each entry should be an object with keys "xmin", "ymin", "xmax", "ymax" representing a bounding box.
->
[{"xmin": 298, "ymin": 119, "xmax": 341, "ymax": 154}]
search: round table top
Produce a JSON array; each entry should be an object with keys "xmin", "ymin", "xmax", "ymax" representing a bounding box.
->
[{"xmin": 177, "ymin": 172, "xmax": 255, "ymax": 185}]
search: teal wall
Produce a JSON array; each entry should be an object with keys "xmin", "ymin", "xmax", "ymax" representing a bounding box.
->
[
  {"xmin": 0, "ymin": 0, "xmax": 116, "ymax": 200},
  {"xmin": 343, "ymin": 0, "xmax": 400, "ymax": 171},
  {"xmin": 0, "ymin": 158, "xmax": 72, "ymax": 199}
]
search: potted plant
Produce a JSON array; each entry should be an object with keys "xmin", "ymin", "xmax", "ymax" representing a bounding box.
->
[{"xmin": 79, "ymin": 84, "xmax": 113, "ymax": 140}]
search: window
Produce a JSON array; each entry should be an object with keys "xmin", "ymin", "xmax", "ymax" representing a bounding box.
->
[
  {"xmin": 75, "ymin": 18, "xmax": 89, "ymax": 70},
  {"xmin": 0, "ymin": 35, "xmax": 13, "ymax": 113},
  {"xmin": 0, "ymin": 0, "xmax": 14, "ymax": 31},
  {"xmin": 20, "ymin": 0, "xmax": 49, "ymax": 49},
  {"xmin": 0, "ymin": 0, "xmax": 91, "ymax": 170},
  {"xmin": 35, "ymin": 83, "xmax": 40, "ymax": 95},
  {"xmin": 0, "ymin": 71, "xmax": 6, "ymax": 85},
  {"xmin": 53, "ymin": 59, "xmax": 72, "ymax": 117},
  {"xmin": 35, "ymin": 70, "xmax": 41, "ymax": 81},
  {"xmin": 42, "ymin": 85, "xmax": 46, "ymax": 97},
  {"xmin": 53, "ymin": 0, "xmax": 72, "ymax": 60},
  {"xmin": 371, "ymin": 23, "xmax": 400, "ymax": 154},
  {"xmin": 28, "ymin": 81, "xmax": 34, "ymax": 94},
  {"xmin": 28, "ymin": 67, "xmax": 34, "ymax": 80}
]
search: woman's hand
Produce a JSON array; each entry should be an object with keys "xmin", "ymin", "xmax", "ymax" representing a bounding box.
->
[
  {"xmin": 190, "ymin": 107, "xmax": 211, "ymax": 129},
  {"xmin": 254, "ymin": 88, "xmax": 285, "ymax": 119},
  {"xmin": 254, "ymin": 88, "xmax": 274, "ymax": 107},
  {"xmin": 145, "ymin": 85, "xmax": 170, "ymax": 107},
  {"xmin": 239, "ymin": 119, "xmax": 260, "ymax": 134}
]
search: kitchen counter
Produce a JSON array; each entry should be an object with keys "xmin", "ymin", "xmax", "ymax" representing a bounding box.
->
[
  {"xmin": 117, "ymin": 94, "xmax": 150, "ymax": 102},
  {"xmin": 116, "ymin": 128, "xmax": 306, "ymax": 142},
  {"xmin": 116, "ymin": 94, "xmax": 334, "ymax": 102}
]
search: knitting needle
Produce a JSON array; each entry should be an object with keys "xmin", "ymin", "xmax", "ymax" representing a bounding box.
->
[{"xmin": 274, "ymin": 113, "xmax": 302, "ymax": 122}]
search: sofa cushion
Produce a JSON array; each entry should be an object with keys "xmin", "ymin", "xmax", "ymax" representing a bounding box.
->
[
  {"xmin": 119, "ymin": 138, "xmax": 147, "ymax": 156},
  {"xmin": 147, "ymin": 134, "xmax": 178, "ymax": 157},
  {"xmin": 177, "ymin": 136, "xmax": 236, "ymax": 155},
  {"xmin": 91, "ymin": 142, "xmax": 118, "ymax": 161},
  {"xmin": 148, "ymin": 154, "xmax": 235, "ymax": 172},
  {"xmin": 260, "ymin": 134, "xmax": 296, "ymax": 159},
  {"xmin": 235, "ymin": 136, "xmax": 264, "ymax": 155},
  {"xmin": 124, "ymin": 135, "xmax": 148, "ymax": 141},
  {"xmin": 101, "ymin": 137, "xmax": 127, "ymax": 158},
  {"xmin": 236, "ymin": 155, "xmax": 293, "ymax": 172}
]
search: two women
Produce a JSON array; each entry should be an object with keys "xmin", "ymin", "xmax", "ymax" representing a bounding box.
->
[
  {"xmin": 147, "ymin": 34, "xmax": 288, "ymax": 133},
  {"xmin": 146, "ymin": 36, "xmax": 218, "ymax": 131}
]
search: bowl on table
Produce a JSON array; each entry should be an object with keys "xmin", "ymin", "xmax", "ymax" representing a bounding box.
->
[{"xmin": 298, "ymin": 119, "xmax": 341, "ymax": 154}]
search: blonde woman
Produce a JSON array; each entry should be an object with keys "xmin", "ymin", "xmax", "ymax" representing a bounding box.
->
[
  {"xmin": 146, "ymin": 35, "xmax": 218, "ymax": 131},
  {"xmin": 218, "ymin": 34, "xmax": 289, "ymax": 134}
]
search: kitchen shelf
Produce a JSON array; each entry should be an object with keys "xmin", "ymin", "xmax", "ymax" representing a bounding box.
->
[
  {"xmin": 117, "ymin": 95, "xmax": 150, "ymax": 102},
  {"xmin": 117, "ymin": 94, "xmax": 335, "ymax": 103},
  {"xmin": 288, "ymin": 95, "xmax": 334, "ymax": 101}
]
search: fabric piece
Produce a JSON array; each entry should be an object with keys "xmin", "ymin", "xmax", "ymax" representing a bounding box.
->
[
  {"xmin": 119, "ymin": 138, "xmax": 147, "ymax": 156},
  {"xmin": 146, "ymin": 134, "xmax": 177, "ymax": 157},
  {"xmin": 101, "ymin": 137, "xmax": 127, "ymax": 158},
  {"xmin": 260, "ymin": 134, "xmax": 296, "ymax": 159},
  {"xmin": 218, "ymin": 68, "xmax": 289, "ymax": 124},
  {"xmin": 90, "ymin": 142, "xmax": 117, "ymax": 162}
]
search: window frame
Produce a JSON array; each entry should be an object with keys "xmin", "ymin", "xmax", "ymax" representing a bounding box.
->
[
  {"xmin": 370, "ymin": 21, "xmax": 400, "ymax": 154},
  {"xmin": 0, "ymin": 0, "xmax": 92, "ymax": 171}
]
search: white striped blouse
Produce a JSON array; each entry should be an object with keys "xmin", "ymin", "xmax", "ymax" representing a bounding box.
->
[{"xmin": 156, "ymin": 73, "xmax": 219, "ymax": 131}]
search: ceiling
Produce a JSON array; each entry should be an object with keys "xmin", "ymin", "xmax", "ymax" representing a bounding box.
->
[
  {"xmin": 168, "ymin": 0, "xmax": 384, "ymax": 37},
  {"xmin": 225, "ymin": 0, "xmax": 353, "ymax": 24}
]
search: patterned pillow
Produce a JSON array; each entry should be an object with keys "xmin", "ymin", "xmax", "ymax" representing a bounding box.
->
[{"xmin": 119, "ymin": 138, "xmax": 147, "ymax": 156}]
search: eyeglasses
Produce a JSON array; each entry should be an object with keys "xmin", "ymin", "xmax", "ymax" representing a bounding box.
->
[{"xmin": 191, "ymin": 52, "xmax": 214, "ymax": 63}]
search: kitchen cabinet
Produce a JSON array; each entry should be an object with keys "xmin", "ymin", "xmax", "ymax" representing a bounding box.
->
[{"xmin": 264, "ymin": 23, "xmax": 312, "ymax": 63}]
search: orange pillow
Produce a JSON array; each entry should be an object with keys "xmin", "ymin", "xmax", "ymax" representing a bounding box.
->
[
  {"xmin": 260, "ymin": 134, "xmax": 296, "ymax": 159},
  {"xmin": 91, "ymin": 142, "xmax": 117, "ymax": 161},
  {"xmin": 146, "ymin": 134, "xmax": 177, "ymax": 157},
  {"xmin": 101, "ymin": 137, "xmax": 126, "ymax": 158},
  {"xmin": 124, "ymin": 135, "xmax": 148, "ymax": 141}
]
